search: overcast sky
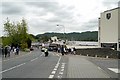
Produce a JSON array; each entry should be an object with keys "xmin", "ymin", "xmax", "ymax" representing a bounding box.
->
[{"xmin": 0, "ymin": 0, "xmax": 119, "ymax": 36}]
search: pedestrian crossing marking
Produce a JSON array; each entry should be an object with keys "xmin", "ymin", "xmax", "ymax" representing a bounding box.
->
[{"xmin": 48, "ymin": 75, "xmax": 54, "ymax": 78}]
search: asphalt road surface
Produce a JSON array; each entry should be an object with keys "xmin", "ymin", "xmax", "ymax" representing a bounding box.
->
[
  {"xmin": 0, "ymin": 48, "xmax": 119, "ymax": 80},
  {"xmin": 1, "ymin": 49, "xmax": 68, "ymax": 78}
]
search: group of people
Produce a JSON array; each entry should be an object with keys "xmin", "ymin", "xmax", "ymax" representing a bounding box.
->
[
  {"xmin": 57, "ymin": 45, "xmax": 76, "ymax": 56},
  {"xmin": 2, "ymin": 46, "xmax": 20, "ymax": 58}
]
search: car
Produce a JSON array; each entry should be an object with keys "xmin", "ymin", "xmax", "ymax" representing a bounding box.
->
[{"xmin": 49, "ymin": 43, "xmax": 59, "ymax": 51}]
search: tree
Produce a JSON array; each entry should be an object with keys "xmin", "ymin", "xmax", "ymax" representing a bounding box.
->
[{"xmin": 3, "ymin": 18, "xmax": 29, "ymax": 49}]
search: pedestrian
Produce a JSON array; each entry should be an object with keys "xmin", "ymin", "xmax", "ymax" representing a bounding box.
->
[
  {"xmin": 2, "ymin": 46, "xmax": 5, "ymax": 57},
  {"xmin": 73, "ymin": 47, "xmax": 76, "ymax": 55},
  {"xmin": 61, "ymin": 45, "xmax": 64, "ymax": 56},
  {"xmin": 4, "ymin": 46, "xmax": 8, "ymax": 58},
  {"xmin": 71, "ymin": 48, "xmax": 74, "ymax": 54},
  {"xmin": 14, "ymin": 48, "xmax": 16, "ymax": 55},
  {"xmin": 7, "ymin": 46, "xmax": 11, "ymax": 57},
  {"xmin": 16, "ymin": 47, "xmax": 19, "ymax": 55},
  {"xmin": 44, "ymin": 48, "xmax": 48, "ymax": 57},
  {"xmin": 68, "ymin": 48, "xmax": 71, "ymax": 54},
  {"xmin": 57, "ymin": 47, "xmax": 60, "ymax": 53}
]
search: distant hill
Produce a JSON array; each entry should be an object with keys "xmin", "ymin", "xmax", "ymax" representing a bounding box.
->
[{"xmin": 36, "ymin": 31, "xmax": 98, "ymax": 41}]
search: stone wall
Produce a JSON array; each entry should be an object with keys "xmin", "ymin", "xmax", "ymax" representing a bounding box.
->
[{"xmin": 76, "ymin": 48, "xmax": 120, "ymax": 59}]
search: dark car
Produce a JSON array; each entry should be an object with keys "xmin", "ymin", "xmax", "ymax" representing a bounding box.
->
[{"xmin": 48, "ymin": 43, "xmax": 59, "ymax": 51}]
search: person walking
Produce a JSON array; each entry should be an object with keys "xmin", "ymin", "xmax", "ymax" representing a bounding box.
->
[
  {"xmin": 61, "ymin": 45, "xmax": 64, "ymax": 56},
  {"xmin": 44, "ymin": 48, "xmax": 48, "ymax": 57},
  {"xmin": 7, "ymin": 46, "xmax": 11, "ymax": 57},
  {"xmin": 73, "ymin": 47, "xmax": 76, "ymax": 55},
  {"xmin": 16, "ymin": 47, "xmax": 19, "ymax": 55},
  {"xmin": 4, "ymin": 46, "xmax": 8, "ymax": 58},
  {"xmin": 2, "ymin": 46, "xmax": 5, "ymax": 57},
  {"xmin": 71, "ymin": 48, "xmax": 74, "ymax": 54}
]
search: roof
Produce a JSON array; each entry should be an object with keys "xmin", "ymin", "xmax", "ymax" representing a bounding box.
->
[{"xmin": 103, "ymin": 7, "xmax": 120, "ymax": 13}]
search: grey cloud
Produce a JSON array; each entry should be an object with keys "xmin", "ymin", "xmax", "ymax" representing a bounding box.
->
[
  {"xmin": 26, "ymin": 2, "xmax": 75, "ymax": 23},
  {"xmin": 26, "ymin": 2, "xmax": 60, "ymax": 12},
  {"xmin": 29, "ymin": 20, "xmax": 59, "ymax": 34},
  {"xmin": 118, "ymin": 1, "xmax": 120, "ymax": 7},
  {"xmin": 102, "ymin": 0, "xmax": 119, "ymax": 7},
  {"xmin": 2, "ymin": 2, "xmax": 25, "ymax": 15},
  {"xmin": 82, "ymin": 19, "xmax": 98, "ymax": 30}
]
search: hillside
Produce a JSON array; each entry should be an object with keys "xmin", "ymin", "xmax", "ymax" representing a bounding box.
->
[{"xmin": 36, "ymin": 31, "xmax": 98, "ymax": 41}]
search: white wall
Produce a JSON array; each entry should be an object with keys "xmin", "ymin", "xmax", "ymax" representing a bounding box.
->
[
  {"xmin": 100, "ymin": 8, "xmax": 119, "ymax": 43},
  {"xmin": 118, "ymin": 8, "xmax": 120, "ymax": 40}
]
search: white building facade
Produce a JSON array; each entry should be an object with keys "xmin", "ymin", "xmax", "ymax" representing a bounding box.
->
[{"xmin": 98, "ymin": 7, "xmax": 120, "ymax": 51}]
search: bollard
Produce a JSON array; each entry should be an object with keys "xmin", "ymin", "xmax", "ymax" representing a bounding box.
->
[{"xmin": 106, "ymin": 56, "xmax": 109, "ymax": 58}]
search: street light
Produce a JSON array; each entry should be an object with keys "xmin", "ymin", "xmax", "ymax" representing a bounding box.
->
[{"xmin": 56, "ymin": 24, "xmax": 65, "ymax": 43}]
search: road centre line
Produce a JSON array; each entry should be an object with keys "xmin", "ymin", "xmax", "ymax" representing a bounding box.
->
[
  {"xmin": 30, "ymin": 57, "xmax": 38, "ymax": 62},
  {"xmin": 51, "ymin": 71, "xmax": 56, "ymax": 74},
  {"xmin": 48, "ymin": 56, "xmax": 61, "ymax": 78},
  {"xmin": 30, "ymin": 53, "xmax": 44, "ymax": 62},
  {"xmin": 0, "ymin": 53, "xmax": 43, "ymax": 74},
  {"xmin": 0, "ymin": 63, "xmax": 26, "ymax": 73}
]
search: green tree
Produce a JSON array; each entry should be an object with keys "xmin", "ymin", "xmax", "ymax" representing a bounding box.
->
[{"xmin": 3, "ymin": 18, "xmax": 29, "ymax": 49}]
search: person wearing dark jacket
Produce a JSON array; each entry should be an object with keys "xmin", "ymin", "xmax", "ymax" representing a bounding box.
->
[
  {"xmin": 4, "ymin": 46, "xmax": 8, "ymax": 58},
  {"xmin": 44, "ymin": 48, "xmax": 48, "ymax": 57},
  {"xmin": 61, "ymin": 45, "xmax": 64, "ymax": 56}
]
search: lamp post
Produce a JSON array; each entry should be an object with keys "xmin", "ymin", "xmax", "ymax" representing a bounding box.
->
[{"xmin": 56, "ymin": 24, "xmax": 65, "ymax": 43}]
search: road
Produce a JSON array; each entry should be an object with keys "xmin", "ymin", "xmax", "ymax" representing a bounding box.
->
[
  {"xmin": 1, "ymin": 49, "xmax": 68, "ymax": 79},
  {"xmin": 0, "ymin": 48, "xmax": 119, "ymax": 80}
]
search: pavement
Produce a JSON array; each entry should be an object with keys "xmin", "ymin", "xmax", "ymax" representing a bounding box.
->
[
  {"xmin": 67, "ymin": 55, "xmax": 110, "ymax": 78},
  {"xmin": 0, "ymin": 49, "xmax": 119, "ymax": 80},
  {"xmin": 87, "ymin": 57, "xmax": 119, "ymax": 78}
]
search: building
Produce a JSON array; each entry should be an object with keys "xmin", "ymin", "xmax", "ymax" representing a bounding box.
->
[
  {"xmin": 98, "ymin": 7, "xmax": 120, "ymax": 51},
  {"xmin": 51, "ymin": 36, "xmax": 58, "ymax": 42}
]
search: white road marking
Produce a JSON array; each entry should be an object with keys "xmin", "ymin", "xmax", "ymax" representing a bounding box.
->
[
  {"xmin": 98, "ymin": 67, "xmax": 102, "ymax": 70},
  {"xmin": 61, "ymin": 64, "xmax": 65, "ymax": 67},
  {"xmin": 48, "ymin": 56, "xmax": 61, "ymax": 78},
  {"xmin": 0, "ymin": 63, "xmax": 26, "ymax": 73},
  {"xmin": 48, "ymin": 75, "xmax": 54, "ymax": 78},
  {"xmin": 58, "ymin": 75, "xmax": 62, "ymax": 78},
  {"xmin": 55, "ymin": 65, "xmax": 59, "ymax": 69},
  {"xmin": 56, "ymin": 54, "xmax": 60, "ymax": 57},
  {"xmin": 61, "ymin": 69, "xmax": 64, "ymax": 71},
  {"xmin": 62, "ymin": 63, "xmax": 66, "ymax": 65},
  {"xmin": 108, "ymin": 68, "xmax": 120, "ymax": 73},
  {"xmin": 30, "ymin": 58, "xmax": 38, "ymax": 62},
  {"xmin": 40, "ymin": 53, "xmax": 44, "ymax": 57},
  {"xmin": 59, "ymin": 72, "xmax": 63, "ymax": 75},
  {"xmin": 61, "ymin": 66, "xmax": 64, "ymax": 69},
  {"xmin": 51, "ymin": 71, "xmax": 56, "ymax": 74},
  {"xmin": 57, "ymin": 56, "xmax": 61, "ymax": 64},
  {"xmin": 54, "ymin": 68, "xmax": 57, "ymax": 71}
]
